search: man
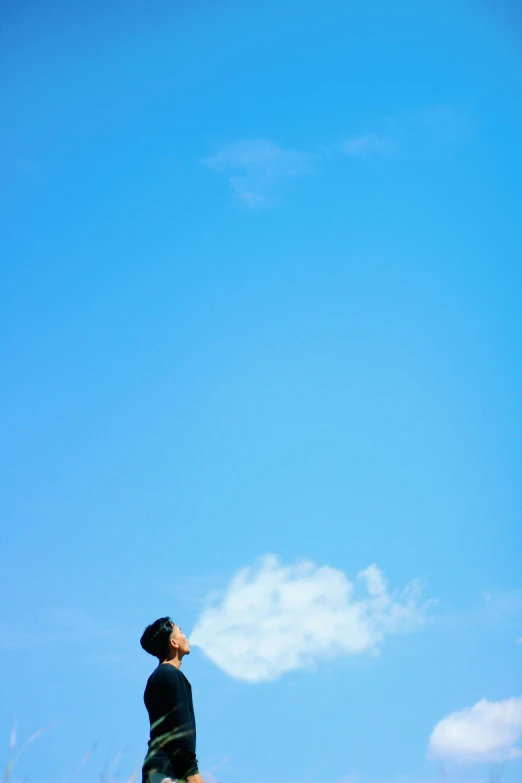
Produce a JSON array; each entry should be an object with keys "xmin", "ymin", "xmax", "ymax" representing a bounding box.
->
[{"xmin": 140, "ymin": 617, "xmax": 205, "ymax": 783}]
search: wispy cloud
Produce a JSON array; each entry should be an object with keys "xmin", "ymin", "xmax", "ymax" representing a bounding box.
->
[
  {"xmin": 189, "ymin": 555, "xmax": 434, "ymax": 682},
  {"xmin": 339, "ymin": 777, "xmax": 489, "ymax": 783},
  {"xmin": 201, "ymin": 138, "xmax": 315, "ymax": 207},
  {"xmin": 202, "ymin": 106, "xmax": 474, "ymax": 206},
  {"xmin": 330, "ymin": 777, "xmax": 487, "ymax": 783},
  {"xmin": 434, "ymin": 588, "xmax": 522, "ymax": 635},
  {"xmin": 428, "ymin": 697, "xmax": 522, "ymax": 764},
  {"xmin": 341, "ymin": 133, "xmax": 396, "ymax": 157},
  {"xmin": 341, "ymin": 106, "xmax": 475, "ymax": 160}
]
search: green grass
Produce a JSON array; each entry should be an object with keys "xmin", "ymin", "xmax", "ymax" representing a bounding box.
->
[{"xmin": 3, "ymin": 720, "xmax": 140, "ymax": 783}]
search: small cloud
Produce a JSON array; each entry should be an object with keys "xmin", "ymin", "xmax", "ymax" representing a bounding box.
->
[
  {"xmin": 190, "ymin": 555, "xmax": 433, "ymax": 682},
  {"xmin": 341, "ymin": 106, "xmax": 475, "ymax": 161},
  {"xmin": 341, "ymin": 133, "xmax": 395, "ymax": 157},
  {"xmin": 428, "ymin": 697, "xmax": 522, "ymax": 764},
  {"xmin": 480, "ymin": 588, "xmax": 522, "ymax": 616},
  {"xmin": 201, "ymin": 138, "xmax": 315, "ymax": 207}
]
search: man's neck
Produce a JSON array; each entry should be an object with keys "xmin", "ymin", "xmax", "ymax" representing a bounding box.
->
[{"xmin": 162, "ymin": 656, "xmax": 182, "ymax": 669}]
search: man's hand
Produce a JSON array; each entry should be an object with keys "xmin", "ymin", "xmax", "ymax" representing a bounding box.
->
[{"xmin": 187, "ymin": 775, "xmax": 205, "ymax": 783}]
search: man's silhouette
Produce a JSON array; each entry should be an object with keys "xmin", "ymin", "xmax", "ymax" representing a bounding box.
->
[{"xmin": 140, "ymin": 617, "xmax": 205, "ymax": 783}]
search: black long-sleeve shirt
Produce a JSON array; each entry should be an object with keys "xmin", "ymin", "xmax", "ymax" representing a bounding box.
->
[{"xmin": 142, "ymin": 663, "xmax": 199, "ymax": 782}]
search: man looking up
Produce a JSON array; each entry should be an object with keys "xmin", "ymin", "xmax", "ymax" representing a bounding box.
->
[{"xmin": 140, "ymin": 617, "xmax": 205, "ymax": 783}]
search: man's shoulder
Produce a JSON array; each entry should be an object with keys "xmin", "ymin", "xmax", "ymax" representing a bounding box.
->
[
  {"xmin": 147, "ymin": 664, "xmax": 187, "ymax": 684},
  {"xmin": 149, "ymin": 663, "xmax": 178, "ymax": 677}
]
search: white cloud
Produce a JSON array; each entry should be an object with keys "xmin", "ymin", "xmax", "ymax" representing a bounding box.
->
[
  {"xmin": 341, "ymin": 133, "xmax": 395, "ymax": 157},
  {"xmin": 428, "ymin": 697, "xmax": 522, "ymax": 764},
  {"xmin": 201, "ymin": 138, "xmax": 315, "ymax": 207},
  {"xmin": 189, "ymin": 555, "xmax": 433, "ymax": 682},
  {"xmin": 201, "ymin": 108, "xmax": 474, "ymax": 205},
  {"xmin": 341, "ymin": 106, "xmax": 474, "ymax": 160}
]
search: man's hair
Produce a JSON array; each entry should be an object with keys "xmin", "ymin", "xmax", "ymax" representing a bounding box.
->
[{"xmin": 140, "ymin": 616, "xmax": 174, "ymax": 660}]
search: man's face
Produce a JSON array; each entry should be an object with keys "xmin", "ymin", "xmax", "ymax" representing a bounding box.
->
[{"xmin": 170, "ymin": 622, "xmax": 190, "ymax": 656}]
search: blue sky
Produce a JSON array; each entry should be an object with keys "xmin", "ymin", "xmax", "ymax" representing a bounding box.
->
[{"xmin": 1, "ymin": 1, "xmax": 521, "ymax": 782}]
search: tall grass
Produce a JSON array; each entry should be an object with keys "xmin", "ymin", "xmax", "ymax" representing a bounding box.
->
[
  {"xmin": 2, "ymin": 721, "xmax": 140, "ymax": 783},
  {"xmin": 2, "ymin": 722, "xmax": 515, "ymax": 783}
]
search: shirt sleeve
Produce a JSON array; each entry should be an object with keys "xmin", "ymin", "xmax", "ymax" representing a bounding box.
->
[{"xmin": 157, "ymin": 668, "xmax": 199, "ymax": 779}]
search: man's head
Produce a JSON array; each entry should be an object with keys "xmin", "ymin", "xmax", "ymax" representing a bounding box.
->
[{"xmin": 140, "ymin": 616, "xmax": 191, "ymax": 663}]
